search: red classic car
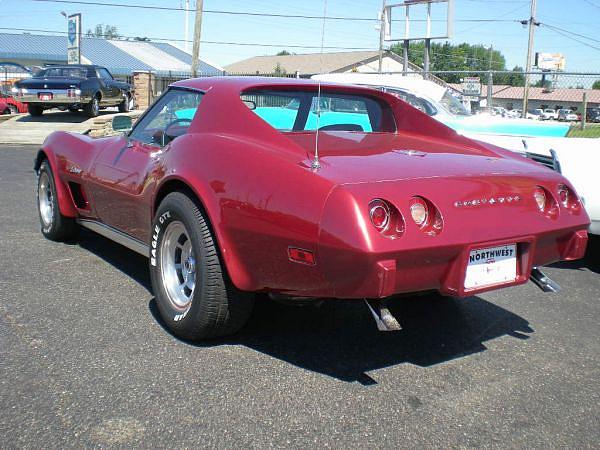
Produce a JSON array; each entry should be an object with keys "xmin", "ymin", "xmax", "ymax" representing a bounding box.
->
[
  {"xmin": 0, "ymin": 93, "xmax": 28, "ymax": 115},
  {"xmin": 35, "ymin": 77, "xmax": 589, "ymax": 340}
]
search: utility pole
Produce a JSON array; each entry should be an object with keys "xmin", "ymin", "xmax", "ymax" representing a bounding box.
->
[
  {"xmin": 184, "ymin": 0, "xmax": 190, "ymax": 53},
  {"xmin": 522, "ymin": 0, "xmax": 538, "ymax": 118},
  {"xmin": 487, "ymin": 45, "xmax": 493, "ymax": 111},
  {"xmin": 423, "ymin": 1, "xmax": 432, "ymax": 80},
  {"xmin": 403, "ymin": 5, "xmax": 409, "ymax": 76},
  {"xmin": 190, "ymin": 0, "xmax": 203, "ymax": 78},
  {"xmin": 378, "ymin": 0, "xmax": 386, "ymax": 73}
]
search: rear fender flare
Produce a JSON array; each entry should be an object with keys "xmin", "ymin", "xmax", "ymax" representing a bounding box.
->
[{"xmin": 152, "ymin": 175, "xmax": 253, "ymax": 291}]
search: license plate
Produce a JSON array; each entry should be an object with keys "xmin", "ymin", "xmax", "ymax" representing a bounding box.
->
[
  {"xmin": 38, "ymin": 93, "xmax": 53, "ymax": 101},
  {"xmin": 464, "ymin": 244, "xmax": 517, "ymax": 289}
]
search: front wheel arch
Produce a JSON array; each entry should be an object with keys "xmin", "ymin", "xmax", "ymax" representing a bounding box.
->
[{"xmin": 34, "ymin": 150, "xmax": 78, "ymax": 217}]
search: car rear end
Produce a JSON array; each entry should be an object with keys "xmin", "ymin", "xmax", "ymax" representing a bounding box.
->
[
  {"xmin": 13, "ymin": 67, "xmax": 89, "ymax": 109},
  {"xmin": 14, "ymin": 79, "xmax": 83, "ymax": 107},
  {"xmin": 317, "ymin": 169, "xmax": 588, "ymax": 299}
]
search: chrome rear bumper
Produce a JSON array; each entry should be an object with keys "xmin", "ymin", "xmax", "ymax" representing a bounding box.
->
[{"xmin": 19, "ymin": 89, "xmax": 84, "ymax": 105}]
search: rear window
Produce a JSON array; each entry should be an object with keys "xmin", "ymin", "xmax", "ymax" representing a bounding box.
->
[
  {"xmin": 241, "ymin": 90, "xmax": 395, "ymax": 133},
  {"xmin": 37, "ymin": 67, "xmax": 87, "ymax": 78}
]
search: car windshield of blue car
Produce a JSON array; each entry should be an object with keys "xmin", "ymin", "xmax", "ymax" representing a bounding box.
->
[
  {"xmin": 439, "ymin": 90, "xmax": 471, "ymax": 116},
  {"xmin": 241, "ymin": 90, "xmax": 395, "ymax": 133}
]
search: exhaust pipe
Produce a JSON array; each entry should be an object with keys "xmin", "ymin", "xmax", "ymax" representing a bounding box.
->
[
  {"xmin": 364, "ymin": 299, "xmax": 401, "ymax": 331},
  {"xmin": 530, "ymin": 267, "xmax": 561, "ymax": 293}
]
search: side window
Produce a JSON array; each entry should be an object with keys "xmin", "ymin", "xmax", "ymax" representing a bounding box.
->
[
  {"xmin": 129, "ymin": 89, "xmax": 203, "ymax": 146},
  {"xmin": 97, "ymin": 68, "xmax": 113, "ymax": 81}
]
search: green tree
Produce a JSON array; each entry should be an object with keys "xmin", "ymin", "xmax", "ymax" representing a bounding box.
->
[
  {"xmin": 276, "ymin": 50, "xmax": 292, "ymax": 56},
  {"xmin": 592, "ymin": 80, "xmax": 600, "ymax": 89},
  {"xmin": 273, "ymin": 62, "xmax": 287, "ymax": 76},
  {"xmin": 495, "ymin": 66, "xmax": 525, "ymax": 86},
  {"xmin": 389, "ymin": 41, "xmax": 513, "ymax": 84},
  {"xmin": 85, "ymin": 24, "xmax": 120, "ymax": 39}
]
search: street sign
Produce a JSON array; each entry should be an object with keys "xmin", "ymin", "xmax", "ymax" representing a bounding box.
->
[
  {"xmin": 67, "ymin": 13, "xmax": 81, "ymax": 64},
  {"xmin": 461, "ymin": 77, "xmax": 481, "ymax": 97}
]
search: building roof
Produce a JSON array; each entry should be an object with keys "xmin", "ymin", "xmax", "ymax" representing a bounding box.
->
[
  {"xmin": 0, "ymin": 33, "xmax": 223, "ymax": 76},
  {"xmin": 224, "ymin": 50, "xmax": 419, "ymax": 75},
  {"xmin": 449, "ymin": 82, "xmax": 600, "ymax": 104},
  {"xmin": 491, "ymin": 85, "xmax": 600, "ymax": 104}
]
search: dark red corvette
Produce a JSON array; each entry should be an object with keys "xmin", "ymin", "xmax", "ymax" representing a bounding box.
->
[{"xmin": 35, "ymin": 77, "xmax": 589, "ymax": 339}]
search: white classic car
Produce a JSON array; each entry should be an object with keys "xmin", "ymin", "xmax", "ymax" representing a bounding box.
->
[{"xmin": 312, "ymin": 73, "xmax": 599, "ymax": 236}]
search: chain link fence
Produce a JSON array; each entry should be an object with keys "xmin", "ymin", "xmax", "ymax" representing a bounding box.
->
[
  {"xmin": 426, "ymin": 70, "xmax": 600, "ymax": 119},
  {"xmin": 130, "ymin": 69, "xmax": 600, "ymax": 135}
]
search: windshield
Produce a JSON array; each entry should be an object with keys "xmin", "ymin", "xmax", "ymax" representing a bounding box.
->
[
  {"xmin": 241, "ymin": 89, "xmax": 395, "ymax": 133},
  {"xmin": 37, "ymin": 67, "xmax": 87, "ymax": 78},
  {"xmin": 383, "ymin": 88, "xmax": 436, "ymax": 116},
  {"xmin": 439, "ymin": 90, "xmax": 471, "ymax": 116}
]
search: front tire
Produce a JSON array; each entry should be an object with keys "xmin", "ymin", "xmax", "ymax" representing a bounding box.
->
[
  {"xmin": 37, "ymin": 160, "xmax": 78, "ymax": 241},
  {"xmin": 149, "ymin": 192, "xmax": 254, "ymax": 340}
]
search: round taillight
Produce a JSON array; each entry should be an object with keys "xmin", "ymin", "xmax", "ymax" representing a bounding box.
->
[
  {"xmin": 369, "ymin": 200, "xmax": 390, "ymax": 231},
  {"xmin": 557, "ymin": 184, "xmax": 569, "ymax": 208},
  {"xmin": 410, "ymin": 198, "xmax": 428, "ymax": 226},
  {"xmin": 533, "ymin": 187, "xmax": 546, "ymax": 211}
]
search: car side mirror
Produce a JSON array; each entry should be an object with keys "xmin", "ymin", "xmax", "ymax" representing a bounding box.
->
[{"xmin": 113, "ymin": 115, "xmax": 133, "ymax": 132}]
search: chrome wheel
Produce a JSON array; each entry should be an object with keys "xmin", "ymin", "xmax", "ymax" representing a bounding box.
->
[
  {"xmin": 38, "ymin": 171, "xmax": 54, "ymax": 227},
  {"xmin": 160, "ymin": 221, "xmax": 197, "ymax": 309}
]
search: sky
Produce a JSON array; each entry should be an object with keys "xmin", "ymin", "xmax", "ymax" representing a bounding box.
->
[{"xmin": 0, "ymin": 0, "xmax": 599, "ymax": 71}]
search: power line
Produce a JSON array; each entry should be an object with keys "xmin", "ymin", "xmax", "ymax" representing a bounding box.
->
[
  {"xmin": 0, "ymin": 25, "xmax": 514, "ymax": 68},
  {"xmin": 540, "ymin": 24, "xmax": 600, "ymax": 53},
  {"xmin": 455, "ymin": 3, "xmax": 527, "ymax": 34},
  {"xmin": 541, "ymin": 22, "xmax": 600, "ymax": 44},
  {"xmin": 582, "ymin": 0, "xmax": 600, "ymax": 9},
  {"xmin": 0, "ymin": 26, "xmax": 376, "ymax": 50},
  {"xmin": 26, "ymin": 0, "xmax": 519, "ymax": 23}
]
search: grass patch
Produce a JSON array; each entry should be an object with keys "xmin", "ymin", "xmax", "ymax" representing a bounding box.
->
[{"xmin": 567, "ymin": 123, "xmax": 600, "ymax": 138}]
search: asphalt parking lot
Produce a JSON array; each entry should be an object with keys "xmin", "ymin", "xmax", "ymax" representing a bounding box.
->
[{"xmin": 1, "ymin": 144, "xmax": 598, "ymax": 448}]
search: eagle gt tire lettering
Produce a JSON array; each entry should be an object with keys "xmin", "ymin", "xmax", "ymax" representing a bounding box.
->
[
  {"xmin": 150, "ymin": 210, "xmax": 171, "ymax": 267},
  {"xmin": 149, "ymin": 191, "xmax": 254, "ymax": 340}
]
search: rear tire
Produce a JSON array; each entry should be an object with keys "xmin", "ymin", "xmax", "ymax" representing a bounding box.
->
[
  {"xmin": 118, "ymin": 94, "xmax": 131, "ymax": 113},
  {"xmin": 150, "ymin": 192, "xmax": 254, "ymax": 340},
  {"xmin": 28, "ymin": 104, "xmax": 43, "ymax": 116},
  {"xmin": 83, "ymin": 96, "xmax": 100, "ymax": 118},
  {"xmin": 37, "ymin": 160, "xmax": 78, "ymax": 241}
]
